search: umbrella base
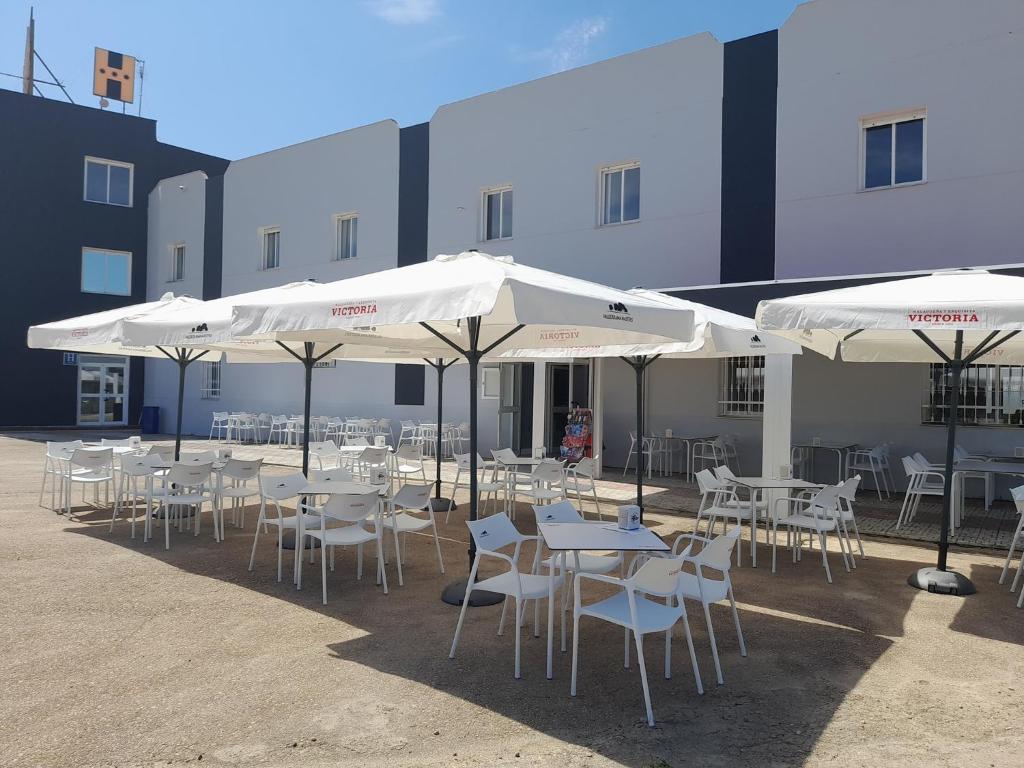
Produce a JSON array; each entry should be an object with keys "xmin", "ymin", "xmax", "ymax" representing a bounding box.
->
[
  {"xmin": 907, "ymin": 566, "xmax": 976, "ymax": 596},
  {"xmin": 429, "ymin": 497, "xmax": 454, "ymax": 513},
  {"xmin": 280, "ymin": 531, "xmax": 322, "ymax": 551},
  {"xmin": 441, "ymin": 579, "xmax": 504, "ymax": 607}
]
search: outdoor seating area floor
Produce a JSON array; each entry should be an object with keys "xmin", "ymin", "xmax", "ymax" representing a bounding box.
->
[{"xmin": 2, "ymin": 433, "xmax": 1022, "ymax": 767}]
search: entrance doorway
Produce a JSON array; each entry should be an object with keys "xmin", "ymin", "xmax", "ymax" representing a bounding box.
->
[
  {"xmin": 546, "ymin": 361, "xmax": 590, "ymax": 455},
  {"xmin": 497, "ymin": 362, "xmax": 533, "ymax": 455},
  {"xmin": 77, "ymin": 356, "xmax": 128, "ymax": 426}
]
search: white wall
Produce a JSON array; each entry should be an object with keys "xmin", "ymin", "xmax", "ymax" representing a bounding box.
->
[
  {"xmin": 775, "ymin": 0, "xmax": 1024, "ymax": 279},
  {"xmin": 428, "ymin": 33, "xmax": 724, "ymax": 291}
]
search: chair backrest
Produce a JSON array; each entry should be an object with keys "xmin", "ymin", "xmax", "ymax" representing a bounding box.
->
[
  {"xmin": 146, "ymin": 445, "xmax": 175, "ymax": 461},
  {"xmin": 695, "ymin": 468, "xmax": 723, "ymax": 494},
  {"xmin": 221, "ymin": 457, "xmax": 262, "ymax": 481},
  {"xmin": 167, "ymin": 462, "xmax": 212, "ymax": 487},
  {"xmin": 466, "ymin": 512, "xmax": 523, "ymax": 553},
  {"xmin": 179, "ymin": 450, "xmax": 218, "ymax": 464},
  {"xmin": 806, "ymin": 485, "xmax": 841, "ymax": 516},
  {"xmin": 358, "ymin": 446, "xmax": 388, "ymax": 465},
  {"xmin": 633, "ymin": 555, "xmax": 685, "ymax": 596},
  {"xmin": 392, "ymin": 483, "xmax": 432, "ymax": 511},
  {"xmin": 694, "ymin": 526, "xmax": 742, "ymax": 571},
  {"xmin": 347, "ymin": 436, "xmax": 370, "ymax": 447},
  {"xmin": 396, "ymin": 444, "xmax": 422, "ymax": 462},
  {"xmin": 213, "ymin": 411, "xmax": 229, "ymax": 420},
  {"xmin": 322, "ymin": 491, "xmax": 380, "ymax": 523},
  {"xmin": 70, "ymin": 448, "xmax": 113, "ymax": 471},
  {"xmin": 912, "ymin": 452, "xmax": 931, "ymax": 467},
  {"xmin": 532, "ymin": 500, "xmax": 583, "ymax": 524},
  {"xmin": 261, "ymin": 472, "xmax": 306, "ymax": 501},
  {"xmin": 310, "ymin": 467, "xmax": 354, "ymax": 482},
  {"xmin": 455, "ymin": 452, "xmax": 471, "ymax": 470},
  {"xmin": 309, "ymin": 440, "xmax": 339, "ymax": 455},
  {"xmin": 713, "ymin": 465, "xmax": 737, "ymax": 483},
  {"xmin": 101, "ymin": 438, "xmax": 133, "ymax": 447},
  {"xmin": 573, "ymin": 457, "xmax": 596, "ymax": 478},
  {"xmin": 836, "ymin": 474, "xmax": 861, "ymax": 501},
  {"xmin": 531, "ymin": 459, "xmax": 565, "ymax": 484},
  {"xmin": 1011, "ymin": 484, "xmax": 1024, "ymax": 513},
  {"xmin": 492, "ymin": 448, "xmax": 519, "ymax": 465},
  {"xmin": 46, "ymin": 440, "xmax": 83, "ymax": 459},
  {"xmin": 120, "ymin": 453, "xmax": 164, "ymax": 476},
  {"xmin": 901, "ymin": 456, "xmax": 920, "ymax": 476}
]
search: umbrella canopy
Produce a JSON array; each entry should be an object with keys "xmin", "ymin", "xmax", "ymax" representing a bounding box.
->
[
  {"xmin": 755, "ymin": 269, "xmax": 1024, "ymax": 362},
  {"xmin": 229, "ymin": 251, "xmax": 696, "ymax": 604},
  {"xmin": 27, "ymin": 293, "xmax": 220, "ymax": 458},
  {"xmin": 230, "ymin": 252, "xmax": 694, "ymax": 354},
  {"xmin": 27, "ymin": 293, "xmax": 216, "ymax": 359},
  {"xmin": 755, "ymin": 268, "xmax": 1024, "ymax": 595}
]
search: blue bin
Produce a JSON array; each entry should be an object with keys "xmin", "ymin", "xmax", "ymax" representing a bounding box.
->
[{"xmin": 140, "ymin": 406, "xmax": 160, "ymax": 435}]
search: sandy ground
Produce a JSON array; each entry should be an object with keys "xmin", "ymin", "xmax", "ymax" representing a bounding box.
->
[{"xmin": 1, "ymin": 434, "xmax": 1022, "ymax": 768}]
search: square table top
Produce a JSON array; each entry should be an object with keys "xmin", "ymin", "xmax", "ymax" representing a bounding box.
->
[
  {"xmin": 731, "ymin": 477, "xmax": 823, "ymax": 490},
  {"xmin": 952, "ymin": 460, "xmax": 1024, "ymax": 475},
  {"xmin": 537, "ymin": 521, "xmax": 670, "ymax": 552},
  {"xmin": 792, "ymin": 441, "xmax": 858, "ymax": 450}
]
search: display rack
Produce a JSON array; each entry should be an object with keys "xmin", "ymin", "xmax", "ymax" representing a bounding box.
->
[{"xmin": 559, "ymin": 407, "xmax": 593, "ymax": 463}]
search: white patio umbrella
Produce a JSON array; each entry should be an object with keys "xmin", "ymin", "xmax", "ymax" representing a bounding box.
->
[
  {"xmin": 26, "ymin": 293, "xmax": 219, "ymax": 458},
  {"xmin": 501, "ymin": 288, "xmax": 803, "ymax": 515},
  {"xmin": 756, "ymin": 268, "xmax": 1024, "ymax": 595},
  {"xmin": 230, "ymin": 251, "xmax": 695, "ymax": 604}
]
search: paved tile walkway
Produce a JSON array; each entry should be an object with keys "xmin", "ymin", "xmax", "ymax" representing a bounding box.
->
[{"xmin": 13, "ymin": 430, "xmax": 1019, "ymax": 551}]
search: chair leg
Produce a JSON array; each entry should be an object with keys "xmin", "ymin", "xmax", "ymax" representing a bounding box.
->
[
  {"xmin": 819, "ymin": 531, "xmax": 833, "ymax": 583},
  {"xmin": 1000, "ymin": 526, "xmax": 1022, "ymax": 584},
  {"xmin": 391, "ymin": 525, "xmax": 404, "ymax": 587},
  {"xmin": 728, "ymin": 586, "xmax": 747, "ymax": 657},
  {"xmin": 632, "ymin": 630, "xmax": 655, "ymax": 727},
  {"xmin": 679, "ymin": 604, "xmax": 704, "ymax": 695},
  {"xmin": 321, "ymin": 541, "xmax": 328, "ymax": 605},
  {"xmin": 702, "ymin": 600, "xmax": 724, "ymax": 685},
  {"xmin": 450, "ymin": 559, "xmax": 480, "ymax": 659},
  {"xmin": 570, "ymin": 611, "xmax": 581, "ymax": 696},
  {"xmin": 514, "ymin": 598, "xmax": 523, "ymax": 679},
  {"xmin": 498, "ymin": 595, "xmax": 510, "ymax": 636}
]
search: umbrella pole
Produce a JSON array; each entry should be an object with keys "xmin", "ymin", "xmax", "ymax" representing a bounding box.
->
[
  {"xmin": 426, "ymin": 359, "xmax": 455, "ymax": 512},
  {"xmin": 174, "ymin": 351, "xmax": 187, "ymax": 462},
  {"xmin": 301, "ymin": 342, "xmax": 314, "ymax": 477},
  {"xmin": 635, "ymin": 359, "xmax": 645, "ymax": 521},
  {"xmin": 908, "ymin": 330, "xmax": 976, "ymax": 595}
]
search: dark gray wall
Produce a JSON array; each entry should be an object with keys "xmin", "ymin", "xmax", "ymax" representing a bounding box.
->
[
  {"xmin": 0, "ymin": 88, "xmax": 228, "ymax": 427},
  {"xmin": 202, "ymin": 174, "xmax": 225, "ymax": 300},
  {"xmin": 394, "ymin": 122, "xmax": 431, "ymax": 404},
  {"xmin": 720, "ymin": 31, "xmax": 778, "ymax": 284}
]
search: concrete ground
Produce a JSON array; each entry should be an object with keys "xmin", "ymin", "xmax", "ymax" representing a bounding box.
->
[{"xmin": 1, "ymin": 433, "xmax": 1022, "ymax": 767}]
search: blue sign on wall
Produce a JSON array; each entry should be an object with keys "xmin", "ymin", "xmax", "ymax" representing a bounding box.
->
[{"xmin": 63, "ymin": 352, "xmax": 78, "ymax": 366}]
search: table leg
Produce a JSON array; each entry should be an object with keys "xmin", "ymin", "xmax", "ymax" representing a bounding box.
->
[
  {"xmin": 560, "ymin": 551, "xmax": 567, "ymax": 654},
  {"xmin": 546, "ymin": 553, "xmax": 555, "ymax": 680}
]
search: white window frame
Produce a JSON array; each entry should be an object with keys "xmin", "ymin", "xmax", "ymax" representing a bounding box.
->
[
  {"xmin": 480, "ymin": 185, "xmax": 513, "ymax": 242},
  {"xmin": 83, "ymin": 156, "xmax": 134, "ymax": 207},
  {"xmin": 859, "ymin": 109, "xmax": 927, "ymax": 191},
  {"xmin": 169, "ymin": 243, "xmax": 185, "ymax": 282},
  {"xmin": 81, "ymin": 247, "xmax": 132, "ymax": 296},
  {"xmin": 718, "ymin": 356, "xmax": 765, "ymax": 419},
  {"xmin": 259, "ymin": 227, "xmax": 281, "ymax": 271},
  {"xmin": 923, "ymin": 362, "xmax": 1024, "ymax": 427},
  {"xmin": 200, "ymin": 361, "xmax": 222, "ymax": 400},
  {"xmin": 598, "ymin": 161, "xmax": 641, "ymax": 227},
  {"xmin": 481, "ymin": 366, "xmax": 501, "ymax": 399},
  {"xmin": 333, "ymin": 213, "xmax": 358, "ymax": 261}
]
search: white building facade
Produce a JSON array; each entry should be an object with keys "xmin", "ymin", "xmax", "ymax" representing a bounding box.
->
[{"xmin": 140, "ymin": 0, "xmax": 1024, "ymax": 492}]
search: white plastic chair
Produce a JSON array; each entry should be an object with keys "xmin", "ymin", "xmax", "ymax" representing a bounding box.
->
[
  {"xmin": 571, "ymin": 553, "xmax": 704, "ymax": 727},
  {"xmin": 298, "ymin": 490, "xmax": 387, "ymax": 605},
  {"xmin": 382, "ymin": 483, "xmax": 444, "ymax": 585},
  {"xmin": 266, "ymin": 415, "xmax": 289, "ymax": 446},
  {"xmin": 691, "ymin": 437, "xmax": 727, "ymax": 475},
  {"xmin": 148, "ymin": 462, "xmax": 215, "ymax": 550},
  {"xmin": 999, "ymin": 485, "xmax": 1024, "ymax": 595},
  {"xmin": 771, "ymin": 485, "xmax": 850, "ymax": 583},
  {"xmin": 215, "ymin": 458, "xmax": 263, "ymax": 529},
  {"xmin": 566, "ymin": 456, "xmax": 602, "ymax": 519},
  {"xmin": 63, "ymin": 448, "xmax": 114, "ymax": 515},
  {"xmin": 354, "ymin": 446, "xmax": 390, "ymax": 487},
  {"xmin": 392, "ymin": 444, "xmax": 427, "ymax": 485},
  {"xmin": 110, "ymin": 453, "xmax": 164, "ymax": 538},
  {"xmin": 248, "ymin": 473, "xmax": 323, "ymax": 583},
  {"xmin": 40, "ymin": 439, "xmax": 83, "ymax": 510},
  {"xmin": 694, "ymin": 469, "xmax": 753, "ymax": 566},
  {"xmin": 515, "ymin": 459, "xmax": 567, "ymax": 509},
  {"xmin": 209, "ymin": 411, "xmax": 229, "ymax": 440},
  {"xmin": 449, "ymin": 512, "xmax": 563, "ymax": 679},
  {"xmin": 845, "ymin": 445, "xmax": 889, "ymax": 500},
  {"xmin": 832, "ymin": 474, "xmax": 865, "ymax": 562},
  {"xmin": 898, "ymin": 456, "xmax": 944, "ymax": 528},
  {"xmin": 621, "ymin": 431, "xmax": 655, "ymax": 477},
  {"xmin": 448, "ymin": 453, "xmax": 504, "ymax": 523},
  {"xmin": 309, "ymin": 440, "xmax": 341, "ymax": 470},
  {"xmin": 397, "ymin": 420, "xmax": 418, "ymax": 447}
]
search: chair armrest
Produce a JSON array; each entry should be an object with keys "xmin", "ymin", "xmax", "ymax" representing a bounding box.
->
[{"xmin": 671, "ymin": 532, "xmax": 710, "ymax": 555}]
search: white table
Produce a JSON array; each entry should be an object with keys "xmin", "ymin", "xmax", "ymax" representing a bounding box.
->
[
  {"xmin": 536, "ymin": 521, "xmax": 670, "ymax": 679},
  {"xmin": 728, "ymin": 477, "xmax": 823, "ymax": 566},
  {"xmin": 655, "ymin": 434, "xmax": 715, "ymax": 478},
  {"xmin": 951, "ymin": 460, "xmax": 1024, "ymax": 524},
  {"xmin": 792, "ymin": 442, "xmax": 857, "ymax": 484}
]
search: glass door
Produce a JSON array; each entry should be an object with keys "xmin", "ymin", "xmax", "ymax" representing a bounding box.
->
[
  {"xmin": 497, "ymin": 363, "xmax": 534, "ymax": 455},
  {"xmin": 78, "ymin": 357, "xmax": 128, "ymax": 426},
  {"xmin": 546, "ymin": 361, "xmax": 590, "ymax": 455}
]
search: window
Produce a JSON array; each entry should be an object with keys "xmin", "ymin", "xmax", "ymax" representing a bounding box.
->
[
  {"xmin": 169, "ymin": 244, "xmax": 185, "ymax": 282},
  {"xmin": 81, "ymin": 248, "xmax": 131, "ymax": 295},
  {"xmin": 334, "ymin": 214, "xmax": 358, "ymax": 261},
  {"xmin": 923, "ymin": 363, "xmax": 1024, "ymax": 427},
  {"xmin": 200, "ymin": 361, "xmax": 222, "ymax": 400},
  {"xmin": 481, "ymin": 366, "xmax": 501, "ymax": 399},
  {"xmin": 260, "ymin": 228, "xmax": 280, "ymax": 270},
  {"xmin": 600, "ymin": 163, "xmax": 640, "ymax": 225},
  {"xmin": 483, "ymin": 187, "xmax": 513, "ymax": 241},
  {"xmin": 862, "ymin": 112, "xmax": 925, "ymax": 190},
  {"xmin": 719, "ymin": 356, "xmax": 765, "ymax": 417},
  {"xmin": 83, "ymin": 157, "xmax": 133, "ymax": 206}
]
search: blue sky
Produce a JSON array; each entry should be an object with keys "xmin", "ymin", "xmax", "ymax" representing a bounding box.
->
[{"xmin": 1, "ymin": 1, "xmax": 803, "ymax": 160}]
